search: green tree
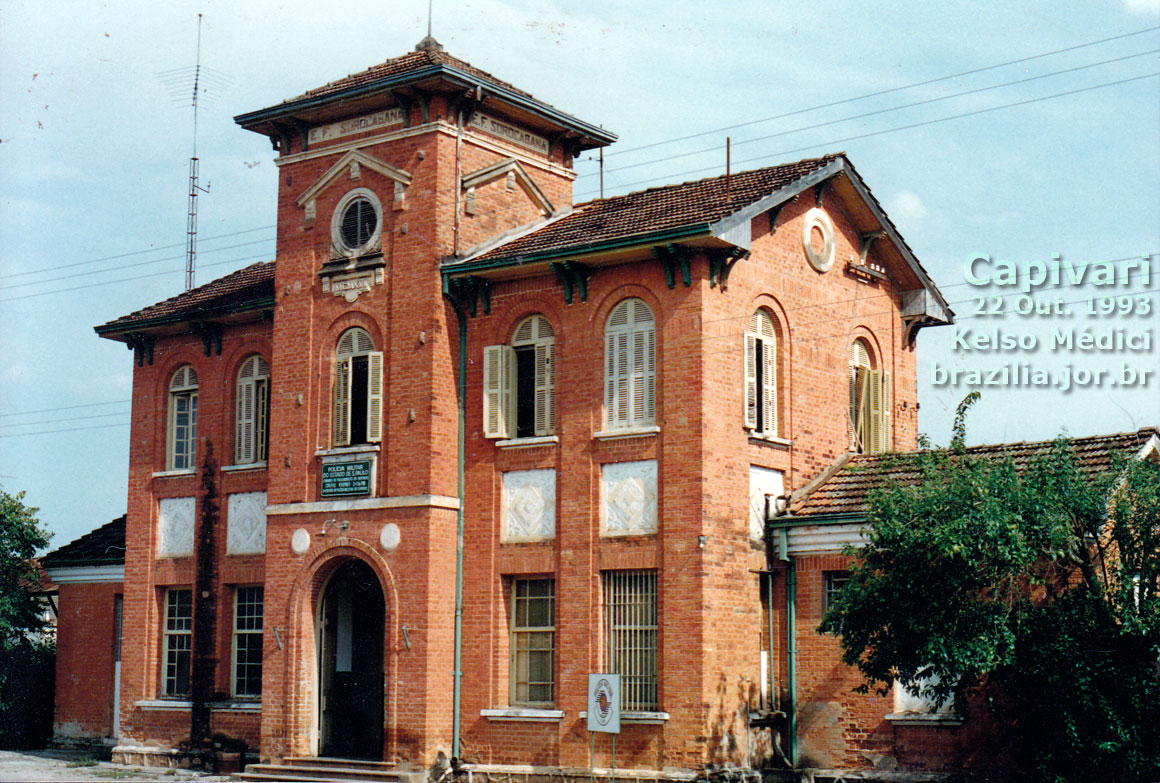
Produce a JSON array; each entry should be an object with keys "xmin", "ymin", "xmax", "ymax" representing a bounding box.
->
[
  {"xmin": 819, "ymin": 414, "xmax": 1160, "ymax": 782},
  {"xmin": 0, "ymin": 487, "xmax": 55, "ymax": 747},
  {"xmin": 0, "ymin": 487, "xmax": 51, "ymax": 650}
]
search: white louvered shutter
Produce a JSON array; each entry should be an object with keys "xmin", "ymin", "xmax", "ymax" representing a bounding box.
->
[
  {"xmin": 762, "ymin": 336, "xmax": 777, "ymax": 435},
  {"xmin": 867, "ymin": 369, "xmax": 883, "ymax": 454},
  {"xmin": 535, "ymin": 341, "xmax": 554, "ymax": 436},
  {"xmin": 744, "ymin": 332, "xmax": 758, "ymax": 429},
  {"xmin": 333, "ymin": 357, "xmax": 352, "ymax": 447},
  {"xmin": 483, "ymin": 345, "xmax": 514, "ymax": 439},
  {"xmin": 643, "ymin": 322, "xmax": 656, "ymax": 424},
  {"xmin": 879, "ymin": 372, "xmax": 892, "ymax": 453},
  {"xmin": 255, "ymin": 378, "xmax": 269, "ymax": 461},
  {"xmin": 236, "ymin": 379, "xmax": 254, "ymax": 464},
  {"xmin": 366, "ymin": 351, "xmax": 384, "ymax": 443}
]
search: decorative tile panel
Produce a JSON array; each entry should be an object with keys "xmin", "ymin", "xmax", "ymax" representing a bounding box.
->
[
  {"xmin": 502, "ymin": 469, "xmax": 556, "ymax": 542},
  {"xmin": 158, "ymin": 497, "xmax": 195, "ymax": 557},
  {"xmin": 601, "ymin": 460, "xmax": 657, "ymax": 537},
  {"xmin": 227, "ymin": 491, "xmax": 268, "ymax": 555},
  {"xmin": 749, "ymin": 466, "xmax": 784, "ymax": 540}
]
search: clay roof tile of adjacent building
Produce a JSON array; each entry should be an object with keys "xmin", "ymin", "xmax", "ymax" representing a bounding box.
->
[
  {"xmin": 792, "ymin": 428, "xmax": 1160, "ymax": 518},
  {"xmin": 460, "ymin": 153, "xmax": 844, "ymax": 264},
  {"xmin": 40, "ymin": 515, "xmax": 127, "ymax": 569},
  {"xmin": 96, "ymin": 261, "xmax": 274, "ymax": 335}
]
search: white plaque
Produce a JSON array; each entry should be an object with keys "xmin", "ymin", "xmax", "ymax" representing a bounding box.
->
[
  {"xmin": 308, "ymin": 108, "xmax": 406, "ymax": 144},
  {"xmin": 467, "ymin": 112, "xmax": 549, "ymax": 155},
  {"xmin": 587, "ymin": 673, "xmax": 621, "ymax": 734},
  {"xmin": 380, "ymin": 523, "xmax": 401, "ymax": 551}
]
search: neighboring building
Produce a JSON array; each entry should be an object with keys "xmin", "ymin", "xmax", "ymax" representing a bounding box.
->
[
  {"xmin": 41, "ymin": 515, "xmax": 126, "ymax": 747},
  {"xmin": 52, "ymin": 37, "xmax": 1107, "ymax": 778}
]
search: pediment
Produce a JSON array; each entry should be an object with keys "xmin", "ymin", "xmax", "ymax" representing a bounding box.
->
[
  {"xmin": 462, "ymin": 158, "xmax": 555, "ymax": 216},
  {"xmin": 295, "ymin": 149, "xmax": 413, "ymax": 208}
]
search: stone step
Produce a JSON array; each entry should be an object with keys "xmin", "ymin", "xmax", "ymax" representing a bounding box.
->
[
  {"xmin": 283, "ymin": 756, "xmax": 398, "ymax": 770},
  {"xmin": 240, "ymin": 761, "xmax": 412, "ymax": 782}
]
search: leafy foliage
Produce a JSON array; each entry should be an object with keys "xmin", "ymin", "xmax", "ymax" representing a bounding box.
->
[
  {"xmin": 0, "ymin": 487, "xmax": 52, "ymax": 649},
  {"xmin": 819, "ymin": 424, "xmax": 1160, "ymax": 782},
  {"xmin": 0, "ymin": 487, "xmax": 54, "ymax": 746}
]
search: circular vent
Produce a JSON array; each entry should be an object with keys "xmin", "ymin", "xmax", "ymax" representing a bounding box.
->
[{"xmin": 340, "ymin": 197, "xmax": 378, "ymax": 250}]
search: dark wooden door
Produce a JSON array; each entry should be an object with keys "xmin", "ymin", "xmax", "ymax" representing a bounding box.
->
[{"xmin": 319, "ymin": 559, "xmax": 384, "ymax": 759}]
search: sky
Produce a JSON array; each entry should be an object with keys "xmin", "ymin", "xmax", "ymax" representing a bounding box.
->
[{"xmin": 2, "ymin": 1, "xmax": 1158, "ymax": 550}]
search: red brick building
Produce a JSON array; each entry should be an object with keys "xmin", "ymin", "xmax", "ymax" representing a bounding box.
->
[{"xmin": 53, "ymin": 37, "xmax": 1107, "ymax": 778}]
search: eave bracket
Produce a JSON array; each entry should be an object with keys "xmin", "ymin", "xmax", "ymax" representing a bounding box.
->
[
  {"xmin": 550, "ymin": 261, "xmax": 591, "ymax": 304},
  {"xmin": 125, "ymin": 332, "xmax": 156, "ymax": 367}
]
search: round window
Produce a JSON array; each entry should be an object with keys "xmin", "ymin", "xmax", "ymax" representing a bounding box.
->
[
  {"xmin": 340, "ymin": 196, "xmax": 378, "ymax": 251},
  {"xmin": 801, "ymin": 207, "xmax": 835, "ymax": 273}
]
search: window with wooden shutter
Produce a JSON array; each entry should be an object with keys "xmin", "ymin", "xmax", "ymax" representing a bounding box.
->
[
  {"xmin": 483, "ymin": 345, "xmax": 514, "ymax": 439},
  {"xmin": 167, "ymin": 365, "xmax": 199, "ymax": 471},
  {"xmin": 604, "ymin": 299, "xmax": 656, "ymax": 430},
  {"xmin": 334, "ymin": 328, "xmax": 379, "ymax": 446},
  {"xmin": 235, "ymin": 355, "xmax": 270, "ymax": 464},
  {"xmin": 848, "ymin": 339, "xmax": 889, "ymax": 454},
  {"xmin": 745, "ymin": 310, "xmax": 778, "ymax": 435}
]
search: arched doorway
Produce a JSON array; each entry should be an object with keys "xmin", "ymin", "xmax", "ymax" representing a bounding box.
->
[{"xmin": 318, "ymin": 558, "xmax": 385, "ymax": 759}]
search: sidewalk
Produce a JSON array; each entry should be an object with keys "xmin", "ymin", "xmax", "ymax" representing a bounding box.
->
[{"xmin": 0, "ymin": 749, "xmax": 236, "ymax": 782}]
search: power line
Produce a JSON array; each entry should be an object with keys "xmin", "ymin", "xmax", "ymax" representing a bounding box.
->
[
  {"xmin": 0, "ymin": 422, "xmax": 131, "ymax": 439},
  {"xmin": 577, "ymin": 71, "xmax": 1160, "ymax": 199},
  {"xmin": 0, "ymin": 400, "xmax": 129, "ymax": 418},
  {"xmin": 583, "ymin": 49, "xmax": 1160, "ymax": 179},
  {"xmin": 0, "ymin": 252, "xmax": 272, "ymax": 303},
  {"xmin": 0, "ymin": 225, "xmax": 275, "ymax": 281},
  {"xmin": 595, "ymin": 26, "xmax": 1160, "ymax": 159},
  {"xmin": 0, "ymin": 238, "xmax": 274, "ymax": 292},
  {"xmin": 0, "ymin": 411, "xmax": 129, "ymax": 429}
]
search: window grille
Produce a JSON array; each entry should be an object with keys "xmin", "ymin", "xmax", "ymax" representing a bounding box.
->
[{"xmin": 602, "ymin": 570, "xmax": 658, "ymax": 710}]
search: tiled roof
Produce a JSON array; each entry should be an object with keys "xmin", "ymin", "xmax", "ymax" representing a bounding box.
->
[
  {"xmin": 41, "ymin": 515, "xmax": 126, "ymax": 569},
  {"xmin": 97, "ymin": 261, "xmax": 274, "ymax": 334},
  {"xmin": 290, "ymin": 48, "xmax": 537, "ymax": 105},
  {"xmin": 794, "ymin": 428, "xmax": 1160, "ymax": 518},
  {"xmin": 463, "ymin": 154, "xmax": 843, "ymax": 263}
]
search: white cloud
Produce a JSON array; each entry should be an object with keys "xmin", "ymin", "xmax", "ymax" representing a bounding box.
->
[
  {"xmin": 1123, "ymin": 0, "xmax": 1160, "ymax": 14},
  {"xmin": 886, "ymin": 190, "xmax": 928, "ymax": 227}
]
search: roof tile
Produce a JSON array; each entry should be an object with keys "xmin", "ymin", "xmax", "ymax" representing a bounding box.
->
[
  {"xmin": 793, "ymin": 428, "xmax": 1159, "ymax": 518},
  {"xmin": 97, "ymin": 261, "xmax": 274, "ymax": 333},
  {"xmin": 41, "ymin": 515, "xmax": 126, "ymax": 569}
]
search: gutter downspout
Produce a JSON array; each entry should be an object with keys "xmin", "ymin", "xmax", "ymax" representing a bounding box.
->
[
  {"xmin": 447, "ymin": 285, "xmax": 468, "ymax": 763},
  {"xmin": 781, "ymin": 526, "xmax": 797, "ymax": 766}
]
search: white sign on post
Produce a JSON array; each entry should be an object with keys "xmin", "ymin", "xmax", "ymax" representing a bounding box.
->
[{"xmin": 587, "ymin": 673, "xmax": 621, "ymax": 734}]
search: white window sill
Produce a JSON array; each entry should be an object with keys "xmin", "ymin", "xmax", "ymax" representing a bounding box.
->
[
  {"xmin": 210, "ymin": 700, "xmax": 262, "ymax": 712},
  {"xmin": 481, "ymin": 708, "xmax": 564, "ymax": 722},
  {"xmin": 885, "ymin": 712, "xmax": 963, "ymax": 726},
  {"xmin": 315, "ymin": 444, "xmax": 381, "ymax": 457},
  {"xmin": 496, "ymin": 435, "xmax": 559, "ymax": 449},
  {"xmin": 594, "ymin": 425, "xmax": 660, "ymax": 441},
  {"xmin": 747, "ymin": 432, "xmax": 792, "ymax": 448},
  {"xmin": 136, "ymin": 699, "xmax": 191, "ymax": 711},
  {"xmin": 151, "ymin": 469, "xmax": 196, "ymax": 479},
  {"xmin": 578, "ymin": 710, "xmax": 670, "ymax": 724},
  {"xmin": 222, "ymin": 462, "xmax": 267, "ymax": 473}
]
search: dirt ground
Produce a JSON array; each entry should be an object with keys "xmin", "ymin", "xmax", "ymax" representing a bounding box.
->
[{"xmin": 0, "ymin": 749, "xmax": 236, "ymax": 782}]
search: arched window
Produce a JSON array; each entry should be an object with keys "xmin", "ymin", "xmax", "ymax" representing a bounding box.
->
[
  {"xmin": 744, "ymin": 309, "xmax": 778, "ymax": 436},
  {"xmin": 235, "ymin": 355, "xmax": 270, "ymax": 465},
  {"xmin": 482, "ymin": 315, "xmax": 555, "ymax": 440},
  {"xmin": 167, "ymin": 365, "xmax": 198, "ymax": 471},
  {"xmin": 848, "ymin": 339, "xmax": 891, "ymax": 454},
  {"xmin": 604, "ymin": 298, "xmax": 656, "ymax": 430},
  {"xmin": 333, "ymin": 328, "xmax": 383, "ymax": 446}
]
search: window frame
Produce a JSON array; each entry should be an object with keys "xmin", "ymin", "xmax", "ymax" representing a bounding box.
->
[
  {"xmin": 848, "ymin": 339, "xmax": 891, "ymax": 454},
  {"xmin": 331, "ymin": 188, "xmax": 383, "ymax": 258},
  {"xmin": 483, "ymin": 315, "xmax": 555, "ymax": 440},
  {"xmin": 744, "ymin": 309, "xmax": 778, "ymax": 436},
  {"xmin": 231, "ymin": 586, "xmax": 264, "ymax": 698},
  {"xmin": 333, "ymin": 327, "xmax": 383, "ymax": 447},
  {"xmin": 167, "ymin": 365, "xmax": 199, "ymax": 472},
  {"xmin": 603, "ymin": 298, "xmax": 657, "ymax": 431},
  {"xmin": 602, "ymin": 569, "xmax": 658, "ymax": 711},
  {"xmin": 509, "ymin": 578, "xmax": 555, "ymax": 707},
  {"xmin": 162, "ymin": 588, "xmax": 193, "ymax": 697},
  {"xmin": 234, "ymin": 355, "xmax": 270, "ymax": 465},
  {"xmin": 823, "ymin": 570, "xmax": 851, "ymax": 614}
]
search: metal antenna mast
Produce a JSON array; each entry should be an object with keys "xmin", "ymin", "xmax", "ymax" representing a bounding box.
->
[{"xmin": 185, "ymin": 13, "xmax": 210, "ymax": 291}]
